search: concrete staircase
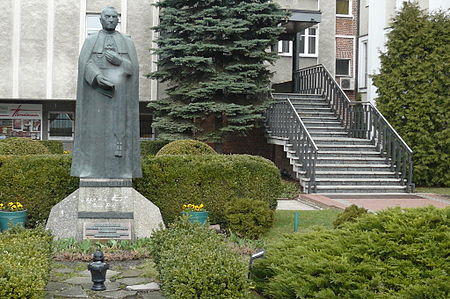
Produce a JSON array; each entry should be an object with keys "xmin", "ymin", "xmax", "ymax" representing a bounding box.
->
[{"xmin": 268, "ymin": 93, "xmax": 408, "ymax": 194}]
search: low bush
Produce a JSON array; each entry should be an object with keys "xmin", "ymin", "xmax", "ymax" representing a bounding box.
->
[
  {"xmin": 225, "ymin": 198, "xmax": 274, "ymax": 239},
  {"xmin": 135, "ymin": 154, "xmax": 281, "ymax": 225},
  {"xmin": 0, "ymin": 155, "xmax": 78, "ymax": 226},
  {"xmin": 149, "ymin": 218, "xmax": 250, "ymax": 298},
  {"xmin": 140, "ymin": 140, "xmax": 169, "ymax": 156},
  {"xmin": 156, "ymin": 139, "xmax": 216, "ymax": 156},
  {"xmin": 37, "ymin": 140, "xmax": 64, "ymax": 154},
  {"xmin": 252, "ymin": 206, "xmax": 450, "ymax": 298},
  {"xmin": 0, "ymin": 137, "xmax": 49, "ymax": 155},
  {"xmin": 333, "ymin": 204, "xmax": 368, "ymax": 228},
  {"xmin": 0, "ymin": 227, "xmax": 53, "ymax": 299}
]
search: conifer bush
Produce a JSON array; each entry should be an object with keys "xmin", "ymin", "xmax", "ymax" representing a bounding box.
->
[
  {"xmin": 140, "ymin": 140, "xmax": 169, "ymax": 156},
  {"xmin": 372, "ymin": 2, "xmax": 450, "ymax": 186},
  {"xmin": 149, "ymin": 218, "xmax": 250, "ymax": 298},
  {"xmin": 37, "ymin": 140, "xmax": 64, "ymax": 154},
  {"xmin": 225, "ymin": 198, "xmax": 274, "ymax": 239},
  {"xmin": 0, "ymin": 137, "xmax": 49, "ymax": 155},
  {"xmin": 0, "ymin": 227, "xmax": 53, "ymax": 299},
  {"xmin": 333, "ymin": 204, "xmax": 368, "ymax": 228},
  {"xmin": 156, "ymin": 139, "xmax": 216, "ymax": 156},
  {"xmin": 251, "ymin": 206, "xmax": 450, "ymax": 298}
]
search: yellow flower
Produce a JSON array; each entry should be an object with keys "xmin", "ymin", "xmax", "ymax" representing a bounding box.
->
[
  {"xmin": 199, "ymin": 204, "xmax": 204, "ymax": 209},
  {"xmin": 11, "ymin": 205, "xmax": 17, "ymax": 211},
  {"xmin": 17, "ymin": 203, "xmax": 23, "ymax": 209},
  {"xmin": 8, "ymin": 202, "xmax": 14, "ymax": 206}
]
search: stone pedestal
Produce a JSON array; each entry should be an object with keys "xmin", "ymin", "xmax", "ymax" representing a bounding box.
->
[{"xmin": 46, "ymin": 179, "xmax": 164, "ymax": 240}]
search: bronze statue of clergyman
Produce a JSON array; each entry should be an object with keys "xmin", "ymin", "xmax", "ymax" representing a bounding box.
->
[{"xmin": 71, "ymin": 6, "xmax": 142, "ymax": 179}]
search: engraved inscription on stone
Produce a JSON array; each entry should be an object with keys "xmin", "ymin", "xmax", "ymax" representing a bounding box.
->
[{"xmin": 83, "ymin": 222, "xmax": 132, "ymax": 240}]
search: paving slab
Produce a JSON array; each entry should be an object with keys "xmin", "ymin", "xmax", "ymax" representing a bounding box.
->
[
  {"xmin": 78, "ymin": 269, "xmax": 121, "ymax": 279},
  {"xmin": 303, "ymin": 193, "xmax": 450, "ymax": 212},
  {"xmin": 117, "ymin": 277, "xmax": 153, "ymax": 286},
  {"xmin": 96, "ymin": 290, "xmax": 138, "ymax": 299},
  {"xmin": 276, "ymin": 199, "xmax": 318, "ymax": 210},
  {"xmin": 51, "ymin": 285, "xmax": 88, "ymax": 298},
  {"xmin": 120, "ymin": 269, "xmax": 144, "ymax": 278},
  {"xmin": 126, "ymin": 282, "xmax": 160, "ymax": 292}
]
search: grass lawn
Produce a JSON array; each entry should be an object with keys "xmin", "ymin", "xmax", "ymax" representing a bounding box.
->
[
  {"xmin": 261, "ymin": 209, "xmax": 342, "ymax": 244},
  {"xmin": 415, "ymin": 187, "xmax": 450, "ymax": 195}
]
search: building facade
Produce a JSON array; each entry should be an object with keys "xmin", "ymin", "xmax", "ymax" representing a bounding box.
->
[
  {"xmin": 0, "ymin": 0, "xmax": 362, "ymax": 147},
  {"xmin": 358, "ymin": 0, "xmax": 450, "ymax": 103}
]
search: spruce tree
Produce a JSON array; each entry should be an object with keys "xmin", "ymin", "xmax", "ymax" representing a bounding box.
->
[
  {"xmin": 148, "ymin": 0, "xmax": 287, "ymax": 142},
  {"xmin": 372, "ymin": 2, "xmax": 450, "ymax": 186}
]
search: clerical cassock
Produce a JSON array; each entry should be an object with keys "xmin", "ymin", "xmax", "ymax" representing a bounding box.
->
[{"xmin": 71, "ymin": 28, "xmax": 142, "ymax": 179}]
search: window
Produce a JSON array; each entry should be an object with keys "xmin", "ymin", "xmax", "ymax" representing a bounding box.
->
[
  {"xmin": 299, "ymin": 27, "xmax": 318, "ymax": 56},
  {"xmin": 277, "ymin": 26, "xmax": 318, "ymax": 57},
  {"xmin": 86, "ymin": 14, "xmax": 121, "ymax": 36},
  {"xmin": 337, "ymin": 0, "xmax": 352, "ymax": 16},
  {"xmin": 359, "ymin": 41, "xmax": 368, "ymax": 88},
  {"xmin": 140, "ymin": 114, "xmax": 154, "ymax": 139},
  {"xmin": 48, "ymin": 112, "xmax": 74, "ymax": 139},
  {"xmin": 336, "ymin": 59, "xmax": 351, "ymax": 76},
  {"xmin": 277, "ymin": 40, "xmax": 292, "ymax": 56}
]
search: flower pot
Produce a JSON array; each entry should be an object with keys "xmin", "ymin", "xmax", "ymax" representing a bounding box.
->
[
  {"xmin": 181, "ymin": 211, "xmax": 209, "ymax": 224},
  {"xmin": 0, "ymin": 210, "xmax": 27, "ymax": 231}
]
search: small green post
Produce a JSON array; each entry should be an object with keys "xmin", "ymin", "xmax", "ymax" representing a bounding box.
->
[{"xmin": 294, "ymin": 211, "xmax": 299, "ymax": 232}]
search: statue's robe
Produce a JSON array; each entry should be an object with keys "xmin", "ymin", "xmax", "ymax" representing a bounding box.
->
[{"xmin": 71, "ymin": 30, "xmax": 142, "ymax": 178}]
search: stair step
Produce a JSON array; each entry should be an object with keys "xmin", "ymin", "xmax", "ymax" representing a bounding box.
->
[
  {"xmin": 316, "ymin": 144, "xmax": 378, "ymax": 151},
  {"xmin": 304, "ymin": 121, "xmax": 342, "ymax": 127},
  {"xmin": 310, "ymin": 132, "xmax": 349, "ymax": 137},
  {"xmin": 314, "ymin": 137, "xmax": 373, "ymax": 145},
  {"xmin": 309, "ymin": 185, "xmax": 407, "ymax": 193},
  {"xmin": 303, "ymin": 178, "xmax": 402, "ymax": 186},
  {"xmin": 316, "ymin": 157, "xmax": 387, "ymax": 164},
  {"xmin": 317, "ymin": 150, "xmax": 382, "ymax": 157},
  {"xmin": 307, "ymin": 126, "xmax": 347, "ymax": 132},
  {"xmin": 315, "ymin": 164, "xmax": 392, "ymax": 171},
  {"xmin": 315, "ymin": 171, "xmax": 398, "ymax": 178}
]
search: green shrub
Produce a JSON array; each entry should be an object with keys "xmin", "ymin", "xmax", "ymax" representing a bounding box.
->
[
  {"xmin": 150, "ymin": 218, "xmax": 250, "ymax": 298},
  {"xmin": 0, "ymin": 137, "xmax": 49, "ymax": 155},
  {"xmin": 252, "ymin": 207, "xmax": 450, "ymax": 298},
  {"xmin": 0, "ymin": 227, "xmax": 53, "ymax": 299},
  {"xmin": 37, "ymin": 140, "xmax": 64, "ymax": 154},
  {"xmin": 0, "ymin": 155, "xmax": 78, "ymax": 226},
  {"xmin": 135, "ymin": 154, "xmax": 281, "ymax": 225},
  {"xmin": 333, "ymin": 204, "xmax": 368, "ymax": 228},
  {"xmin": 156, "ymin": 139, "xmax": 216, "ymax": 156},
  {"xmin": 140, "ymin": 140, "xmax": 169, "ymax": 156},
  {"xmin": 225, "ymin": 198, "xmax": 274, "ymax": 239}
]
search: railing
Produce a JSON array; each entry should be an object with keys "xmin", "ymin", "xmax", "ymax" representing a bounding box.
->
[
  {"xmin": 294, "ymin": 64, "xmax": 414, "ymax": 192},
  {"xmin": 266, "ymin": 96, "xmax": 318, "ymax": 193}
]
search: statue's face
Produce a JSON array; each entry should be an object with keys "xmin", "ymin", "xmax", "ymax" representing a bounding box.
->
[{"xmin": 100, "ymin": 8, "xmax": 118, "ymax": 31}]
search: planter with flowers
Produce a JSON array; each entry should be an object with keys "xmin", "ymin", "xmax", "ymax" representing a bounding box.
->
[
  {"xmin": 181, "ymin": 204, "xmax": 208, "ymax": 224},
  {"xmin": 0, "ymin": 201, "xmax": 27, "ymax": 231}
]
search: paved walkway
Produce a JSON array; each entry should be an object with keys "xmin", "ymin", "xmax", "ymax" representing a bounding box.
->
[
  {"xmin": 46, "ymin": 260, "xmax": 164, "ymax": 299},
  {"xmin": 299, "ymin": 193, "xmax": 450, "ymax": 212},
  {"xmin": 276, "ymin": 199, "xmax": 319, "ymax": 210}
]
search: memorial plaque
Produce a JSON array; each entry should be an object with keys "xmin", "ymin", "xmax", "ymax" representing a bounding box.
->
[{"xmin": 83, "ymin": 221, "xmax": 132, "ymax": 240}]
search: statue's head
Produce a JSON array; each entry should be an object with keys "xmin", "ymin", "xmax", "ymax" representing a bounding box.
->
[{"xmin": 100, "ymin": 7, "xmax": 119, "ymax": 32}]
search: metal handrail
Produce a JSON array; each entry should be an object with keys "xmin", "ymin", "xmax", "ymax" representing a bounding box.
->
[
  {"xmin": 294, "ymin": 64, "xmax": 414, "ymax": 192},
  {"xmin": 266, "ymin": 94, "xmax": 318, "ymax": 193}
]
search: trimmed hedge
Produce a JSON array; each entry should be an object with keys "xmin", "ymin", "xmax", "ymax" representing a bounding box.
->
[
  {"xmin": 156, "ymin": 139, "xmax": 216, "ymax": 156},
  {"xmin": 149, "ymin": 218, "xmax": 250, "ymax": 298},
  {"xmin": 0, "ymin": 155, "xmax": 78, "ymax": 226},
  {"xmin": 0, "ymin": 154, "xmax": 281, "ymax": 226},
  {"xmin": 225, "ymin": 198, "xmax": 274, "ymax": 239},
  {"xmin": 252, "ymin": 207, "xmax": 450, "ymax": 298},
  {"xmin": 140, "ymin": 140, "xmax": 169, "ymax": 156},
  {"xmin": 37, "ymin": 140, "xmax": 64, "ymax": 154},
  {"xmin": 0, "ymin": 137, "xmax": 49, "ymax": 155},
  {"xmin": 135, "ymin": 154, "xmax": 281, "ymax": 224},
  {"xmin": 0, "ymin": 227, "xmax": 53, "ymax": 299}
]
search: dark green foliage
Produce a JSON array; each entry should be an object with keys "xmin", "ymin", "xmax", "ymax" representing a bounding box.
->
[
  {"xmin": 140, "ymin": 140, "xmax": 170, "ymax": 156},
  {"xmin": 148, "ymin": 0, "xmax": 287, "ymax": 142},
  {"xmin": 0, "ymin": 137, "xmax": 49, "ymax": 155},
  {"xmin": 225, "ymin": 198, "xmax": 274, "ymax": 239},
  {"xmin": 37, "ymin": 140, "xmax": 64, "ymax": 154},
  {"xmin": 372, "ymin": 3, "xmax": 450, "ymax": 186},
  {"xmin": 252, "ymin": 206, "xmax": 450, "ymax": 298},
  {"xmin": 156, "ymin": 139, "xmax": 217, "ymax": 156},
  {"xmin": 135, "ymin": 154, "xmax": 281, "ymax": 225},
  {"xmin": 0, "ymin": 227, "xmax": 53, "ymax": 299},
  {"xmin": 0, "ymin": 155, "xmax": 78, "ymax": 226},
  {"xmin": 333, "ymin": 204, "xmax": 368, "ymax": 228},
  {"xmin": 149, "ymin": 218, "xmax": 250, "ymax": 298}
]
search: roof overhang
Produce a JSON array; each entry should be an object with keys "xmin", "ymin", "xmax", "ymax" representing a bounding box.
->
[{"xmin": 280, "ymin": 9, "xmax": 321, "ymax": 40}]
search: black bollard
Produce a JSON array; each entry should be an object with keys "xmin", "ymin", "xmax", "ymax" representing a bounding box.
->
[{"xmin": 88, "ymin": 249, "xmax": 109, "ymax": 291}]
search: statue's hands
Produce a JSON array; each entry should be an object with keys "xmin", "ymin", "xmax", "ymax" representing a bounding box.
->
[
  {"xmin": 105, "ymin": 50, "xmax": 122, "ymax": 66},
  {"xmin": 96, "ymin": 75, "xmax": 114, "ymax": 90}
]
